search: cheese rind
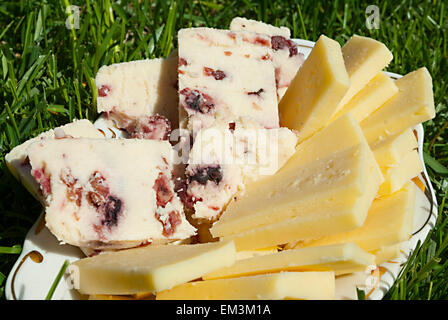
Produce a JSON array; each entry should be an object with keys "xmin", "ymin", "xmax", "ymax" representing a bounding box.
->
[
  {"xmin": 332, "ymin": 72, "xmax": 398, "ymax": 122},
  {"xmin": 361, "ymin": 67, "xmax": 435, "ymax": 144},
  {"xmin": 203, "ymin": 242, "xmax": 374, "ymax": 280},
  {"xmin": 68, "ymin": 241, "xmax": 236, "ymax": 295},
  {"xmin": 211, "ymin": 114, "xmax": 382, "ymax": 238},
  {"xmin": 5, "ymin": 119, "xmax": 103, "ymax": 201},
  {"xmin": 96, "ymin": 57, "xmax": 179, "ymax": 128},
  {"xmin": 156, "ymin": 271, "xmax": 335, "ymax": 300},
  {"xmin": 278, "ymin": 35, "xmax": 349, "ymax": 142},
  {"xmin": 338, "ymin": 35, "xmax": 393, "ymax": 109},
  {"xmin": 27, "ymin": 138, "xmax": 195, "ymax": 248},
  {"xmin": 299, "ymin": 182, "xmax": 417, "ymax": 252}
]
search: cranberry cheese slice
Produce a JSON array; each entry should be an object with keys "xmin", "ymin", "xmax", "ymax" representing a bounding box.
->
[
  {"xmin": 230, "ymin": 17, "xmax": 305, "ymax": 100},
  {"xmin": 27, "ymin": 138, "xmax": 196, "ymax": 249},
  {"xmin": 181, "ymin": 119, "xmax": 298, "ymax": 221},
  {"xmin": 177, "ymin": 27, "xmax": 279, "ymax": 134},
  {"xmin": 5, "ymin": 119, "xmax": 104, "ymax": 201},
  {"xmin": 95, "ymin": 56, "xmax": 178, "ymax": 137}
]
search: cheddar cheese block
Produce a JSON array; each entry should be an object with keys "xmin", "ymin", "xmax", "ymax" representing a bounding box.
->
[
  {"xmin": 5, "ymin": 119, "xmax": 103, "ymax": 201},
  {"xmin": 372, "ymin": 243, "xmax": 403, "ymax": 264},
  {"xmin": 203, "ymin": 242, "xmax": 374, "ymax": 280},
  {"xmin": 377, "ymin": 149, "xmax": 423, "ymax": 197},
  {"xmin": 278, "ymin": 34, "xmax": 349, "ymax": 143},
  {"xmin": 299, "ymin": 182, "xmax": 417, "ymax": 252},
  {"xmin": 156, "ymin": 271, "xmax": 335, "ymax": 300},
  {"xmin": 331, "ymin": 72, "xmax": 398, "ymax": 122},
  {"xmin": 27, "ymin": 138, "xmax": 196, "ymax": 249},
  {"xmin": 183, "ymin": 119, "xmax": 298, "ymax": 220},
  {"xmin": 229, "ymin": 17, "xmax": 305, "ymax": 99},
  {"xmin": 211, "ymin": 114, "xmax": 382, "ymax": 237},
  {"xmin": 96, "ymin": 56, "xmax": 178, "ymax": 131},
  {"xmin": 214, "ymin": 144, "xmax": 383, "ymax": 250},
  {"xmin": 68, "ymin": 241, "xmax": 236, "ymax": 295},
  {"xmin": 361, "ymin": 67, "xmax": 435, "ymax": 144},
  {"xmin": 177, "ymin": 27, "xmax": 278, "ymax": 133},
  {"xmin": 337, "ymin": 35, "xmax": 393, "ymax": 111}
]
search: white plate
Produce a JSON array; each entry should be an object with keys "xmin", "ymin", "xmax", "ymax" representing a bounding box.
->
[{"xmin": 5, "ymin": 39, "xmax": 438, "ymax": 300}]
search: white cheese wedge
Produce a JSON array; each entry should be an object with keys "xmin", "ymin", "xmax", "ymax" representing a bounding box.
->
[
  {"xmin": 5, "ymin": 119, "xmax": 103, "ymax": 201},
  {"xmin": 361, "ymin": 67, "xmax": 435, "ymax": 144},
  {"xmin": 156, "ymin": 271, "xmax": 335, "ymax": 300},
  {"xmin": 183, "ymin": 119, "xmax": 298, "ymax": 221},
  {"xmin": 215, "ymin": 143, "xmax": 382, "ymax": 251},
  {"xmin": 377, "ymin": 149, "xmax": 423, "ymax": 197},
  {"xmin": 229, "ymin": 17, "xmax": 305, "ymax": 100},
  {"xmin": 299, "ymin": 182, "xmax": 417, "ymax": 252},
  {"xmin": 331, "ymin": 72, "xmax": 398, "ymax": 122},
  {"xmin": 95, "ymin": 56, "xmax": 179, "ymax": 129},
  {"xmin": 203, "ymin": 242, "xmax": 374, "ymax": 280},
  {"xmin": 27, "ymin": 138, "xmax": 196, "ymax": 249},
  {"xmin": 279, "ymin": 35, "xmax": 349, "ymax": 142},
  {"xmin": 177, "ymin": 27, "xmax": 279, "ymax": 133},
  {"xmin": 211, "ymin": 114, "xmax": 382, "ymax": 238},
  {"xmin": 337, "ymin": 35, "xmax": 393, "ymax": 110},
  {"xmin": 68, "ymin": 241, "xmax": 236, "ymax": 295}
]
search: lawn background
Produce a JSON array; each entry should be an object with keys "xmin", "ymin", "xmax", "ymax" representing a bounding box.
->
[{"xmin": 0, "ymin": 0, "xmax": 447, "ymax": 299}]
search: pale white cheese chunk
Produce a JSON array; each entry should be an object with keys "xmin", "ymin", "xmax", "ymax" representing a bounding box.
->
[
  {"xmin": 177, "ymin": 27, "xmax": 279, "ymax": 134},
  {"xmin": 27, "ymin": 138, "xmax": 196, "ymax": 249}
]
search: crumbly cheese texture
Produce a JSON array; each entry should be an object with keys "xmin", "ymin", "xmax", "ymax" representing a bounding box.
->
[
  {"xmin": 177, "ymin": 27, "xmax": 279, "ymax": 133},
  {"xmin": 203, "ymin": 242, "xmax": 374, "ymax": 280},
  {"xmin": 5, "ymin": 119, "xmax": 103, "ymax": 201},
  {"xmin": 217, "ymin": 143, "xmax": 382, "ymax": 251},
  {"xmin": 361, "ymin": 67, "xmax": 435, "ymax": 144},
  {"xmin": 68, "ymin": 241, "xmax": 236, "ymax": 295},
  {"xmin": 299, "ymin": 182, "xmax": 417, "ymax": 252},
  {"xmin": 279, "ymin": 35, "xmax": 350, "ymax": 143},
  {"xmin": 229, "ymin": 17, "xmax": 305, "ymax": 100},
  {"xmin": 95, "ymin": 56, "xmax": 179, "ymax": 128},
  {"xmin": 331, "ymin": 72, "xmax": 398, "ymax": 123},
  {"xmin": 27, "ymin": 138, "xmax": 195, "ymax": 249},
  {"xmin": 184, "ymin": 119, "xmax": 298, "ymax": 221},
  {"xmin": 337, "ymin": 35, "xmax": 393, "ymax": 111},
  {"xmin": 211, "ymin": 114, "xmax": 383, "ymax": 238},
  {"xmin": 156, "ymin": 271, "xmax": 335, "ymax": 300}
]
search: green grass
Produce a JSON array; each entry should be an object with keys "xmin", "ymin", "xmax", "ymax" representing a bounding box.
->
[{"xmin": 0, "ymin": 0, "xmax": 447, "ymax": 300}]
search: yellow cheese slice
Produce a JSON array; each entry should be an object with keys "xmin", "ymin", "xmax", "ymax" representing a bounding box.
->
[
  {"xmin": 156, "ymin": 271, "xmax": 335, "ymax": 300},
  {"xmin": 372, "ymin": 243, "xmax": 403, "ymax": 265},
  {"xmin": 332, "ymin": 72, "xmax": 398, "ymax": 122},
  {"xmin": 203, "ymin": 242, "xmax": 374, "ymax": 280},
  {"xmin": 361, "ymin": 67, "xmax": 435, "ymax": 144},
  {"xmin": 337, "ymin": 35, "xmax": 393, "ymax": 109},
  {"xmin": 371, "ymin": 128, "xmax": 418, "ymax": 169},
  {"xmin": 298, "ymin": 182, "xmax": 417, "ymax": 252},
  {"xmin": 279, "ymin": 34, "xmax": 349, "ymax": 143},
  {"xmin": 236, "ymin": 246, "xmax": 280, "ymax": 260},
  {"xmin": 377, "ymin": 149, "xmax": 423, "ymax": 197},
  {"xmin": 68, "ymin": 241, "xmax": 236, "ymax": 295},
  {"xmin": 212, "ymin": 114, "xmax": 382, "ymax": 238}
]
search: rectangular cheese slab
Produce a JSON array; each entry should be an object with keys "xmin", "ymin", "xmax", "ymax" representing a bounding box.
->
[
  {"xmin": 361, "ymin": 67, "xmax": 435, "ymax": 144},
  {"xmin": 372, "ymin": 243, "xmax": 402, "ymax": 264},
  {"xmin": 215, "ymin": 144, "xmax": 383, "ymax": 250},
  {"xmin": 156, "ymin": 271, "xmax": 335, "ymax": 300},
  {"xmin": 211, "ymin": 114, "xmax": 382, "ymax": 237},
  {"xmin": 203, "ymin": 242, "xmax": 374, "ymax": 280},
  {"xmin": 27, "ymin": 138, "xmax": 195, "ymax": 249},
  {"xmin": 229, "ymin": 17, "xmax": 305, "ymax": 100},
  {"xmin": 279, "ymin": 35, "xmax": 349, "ymax": 143},
  {"xmin": 377, "ymin": 149, "xmax": 423, "ymax": 197},
  {"xmin": 5, "ymin": 119, "xmax": 103, "ymax": 201},
  {"xmin": 299, "ymin": 182, "xmax": 417, "ymax": 252},
  {"xmin": 331, "ymin": 72, "xmax": 398, "ymax": 122},
  {"xmin": 178, "ymin": 27, "xmax": 278, "ymax": 133},
  {"xmin": 96, "ymin": 56, "xmax": 179, "ymax": 129},
  {"xmin": 68, "ymin": 241, "xmax": 236, "ymax": 295},
  {"xmin": 371, "ymin": 128, "xmax": 418, "ymax": 170}
]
